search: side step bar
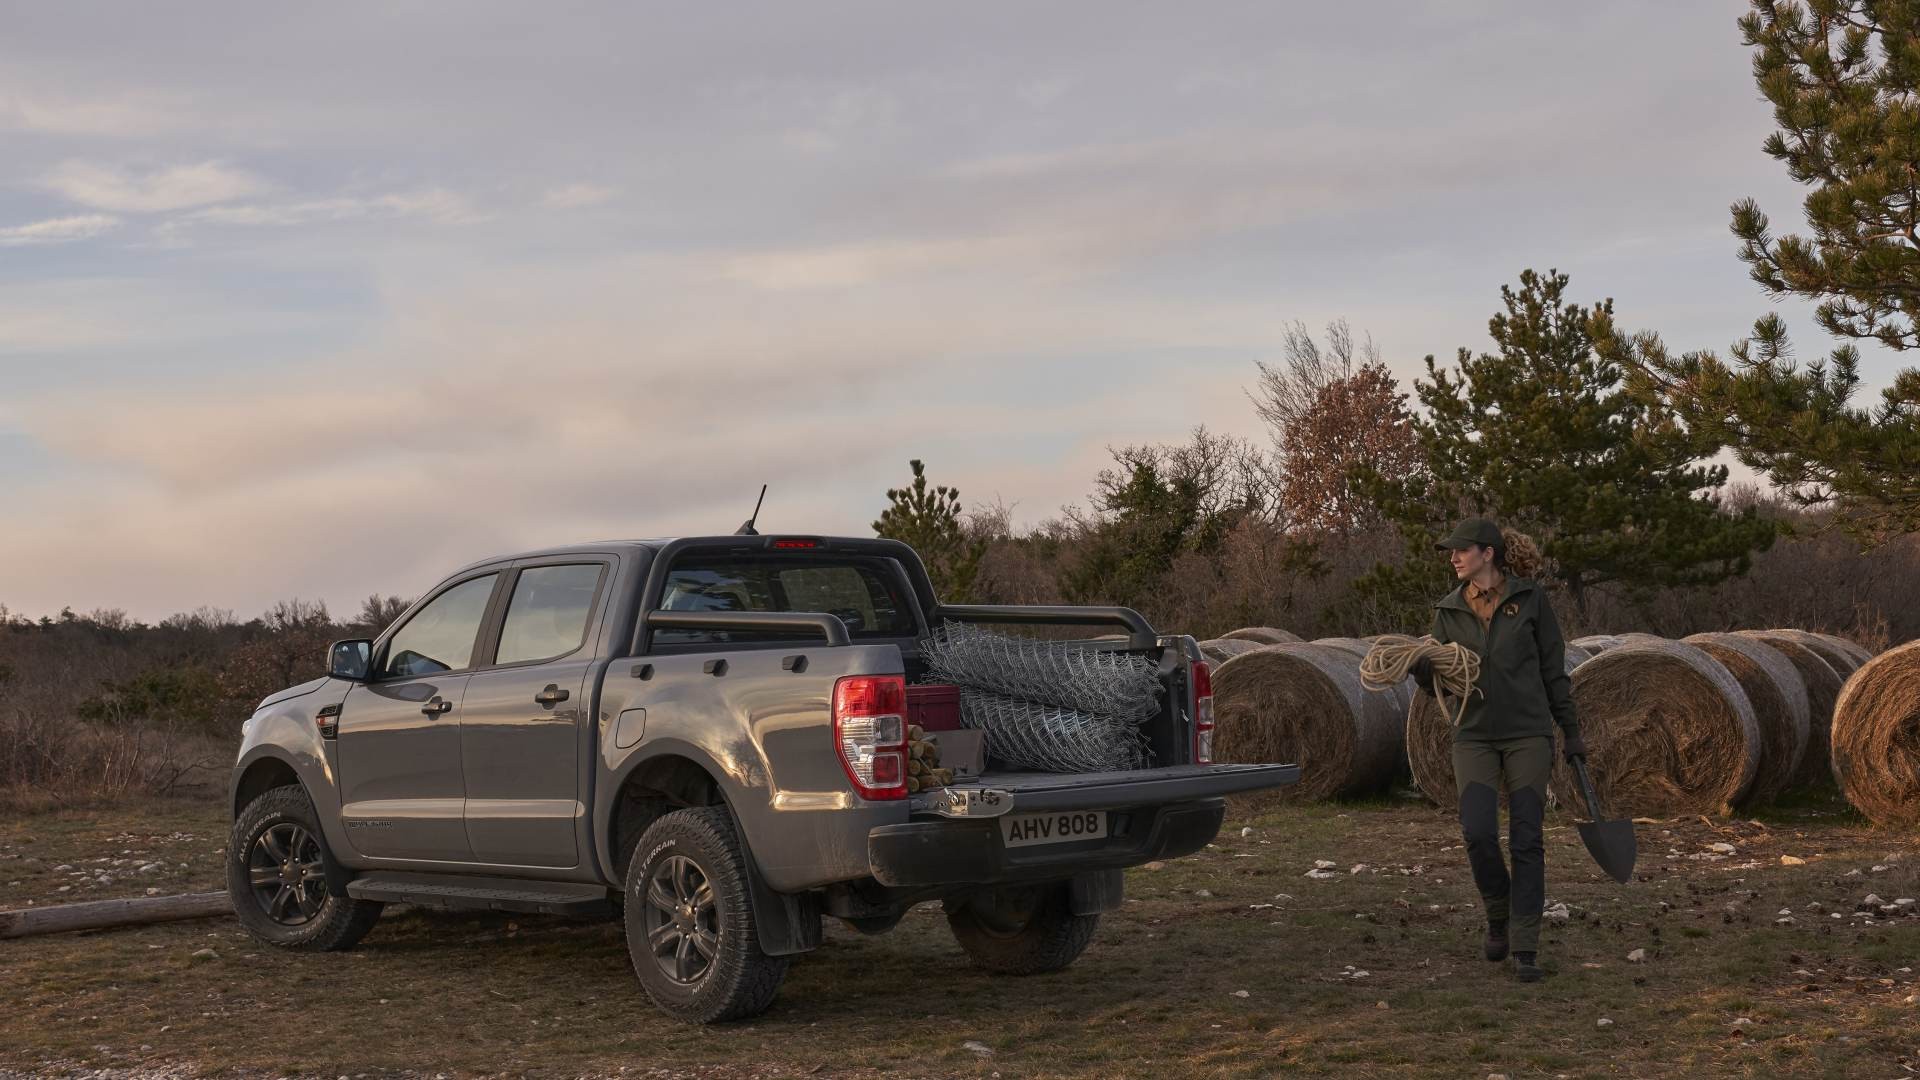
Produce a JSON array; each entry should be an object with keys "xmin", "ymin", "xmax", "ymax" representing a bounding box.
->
[{"xmin": 347, "ymin": 872, "xmax": 612, "ymax": 917}]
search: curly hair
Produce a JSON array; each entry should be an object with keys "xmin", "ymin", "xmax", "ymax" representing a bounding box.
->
[{"xmin": 1496, "ymin": 528, "xmax": 1547, "ymax": 580}]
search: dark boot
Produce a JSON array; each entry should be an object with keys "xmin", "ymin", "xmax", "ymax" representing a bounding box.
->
[
  {"xmin": 1513, "ymin": 950, "xmax": 1544, "ymax": 982},
  {"xmin": 1484, "ymin": 918, "xmax": 1509, "ymax": 961}
]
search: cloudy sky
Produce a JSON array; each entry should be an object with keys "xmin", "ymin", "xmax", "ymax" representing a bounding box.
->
[{"xmin": 0, "ymin": 2, "xmax": 1867, "ymax": 620}]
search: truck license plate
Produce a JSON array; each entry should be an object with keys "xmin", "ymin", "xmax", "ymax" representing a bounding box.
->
[{"xmin": 999, "ymin": 810, "xmax": 1108, "ymax": 848}]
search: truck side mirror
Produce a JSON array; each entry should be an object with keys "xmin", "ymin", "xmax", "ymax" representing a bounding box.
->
[{"xmin": 328, "ymin": 639, "xmax": 373, "ymax": 681}]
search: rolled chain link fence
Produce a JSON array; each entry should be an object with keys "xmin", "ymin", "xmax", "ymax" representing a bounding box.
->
[{"xmin": 919, "ymin": 620, "xmax": 1163, "ymax": 773}]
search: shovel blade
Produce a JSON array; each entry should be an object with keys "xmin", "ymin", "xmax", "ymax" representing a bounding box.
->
[{"xmin": 1577, "ymin": 819, "xmax": 1637, "ymax": 884}]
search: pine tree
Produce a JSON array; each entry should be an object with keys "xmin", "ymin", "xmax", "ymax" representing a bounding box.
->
[
  {"xmin": 1625, "ymin": 1, "xmax": 1920, "ymax": 540},
  {"xmin": 1360, "ymin": 270, "xmax": 1777, "ymax": 624},
  {"xmin": 873, "ymin": 460, "xmax": 986, "ymax": 603}
]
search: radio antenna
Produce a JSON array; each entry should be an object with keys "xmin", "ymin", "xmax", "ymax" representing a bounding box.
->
[{"xmin": 735, "ymin": 484, "xmax": 768, "ymax": 535}]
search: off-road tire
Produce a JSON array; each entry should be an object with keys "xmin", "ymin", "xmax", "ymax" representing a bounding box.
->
[
  {"xmin": 227, "ymin": 784, "xmax": 383, "ymax": 951},
  {"xmin": 623, "ymin": 806, "xmax": 789, "ymax": 1023},
  {"xmin": 945, "ymin": 882, "xmax": 1099, "ymax": 974}
]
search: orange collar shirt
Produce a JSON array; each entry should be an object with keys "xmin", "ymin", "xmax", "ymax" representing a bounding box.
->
[{"xmin": 1465, "ymin": 575, "xmax": 1507, "ymax": 630}]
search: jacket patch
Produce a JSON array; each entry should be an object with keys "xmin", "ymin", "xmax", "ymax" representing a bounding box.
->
[{"xmin": 1502, "ymin": 602, "xmax": 1519, "ymax": 617}]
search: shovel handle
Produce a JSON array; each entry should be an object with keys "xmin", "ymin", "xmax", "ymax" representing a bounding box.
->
[{"xmin": 1571, "ymin": 755, "xmax": 1604, "ymax": 821}]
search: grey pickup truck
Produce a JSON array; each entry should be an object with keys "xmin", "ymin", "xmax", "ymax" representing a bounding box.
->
[{"xmin": 226, "ymin": 534, "xmax": 1298, "ymax": 1022}]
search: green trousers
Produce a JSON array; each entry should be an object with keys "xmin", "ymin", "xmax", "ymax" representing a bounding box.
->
[{"xmin": 1452, "ymin": 735, "xmax": 1552, "ymax": 953}]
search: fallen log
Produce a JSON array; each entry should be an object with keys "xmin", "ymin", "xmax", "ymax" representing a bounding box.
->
[{"xmin": 0, "ymin": 891, "xmax": 232, "ymax": 939}]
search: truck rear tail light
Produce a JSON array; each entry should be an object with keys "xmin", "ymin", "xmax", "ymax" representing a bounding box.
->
[
  {"xmin": 833, "ymin": 674, "xmax": 908, "ymax": 800},
  {"xmin": 1191, "ymin": 660, "xmax": 1214, "ymax": 764},
  {"xmin": 772, "ymin": 538, "xmax": 818, "ymax": 549}
]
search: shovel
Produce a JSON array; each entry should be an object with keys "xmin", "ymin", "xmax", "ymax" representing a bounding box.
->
[{"xmin": 1570, "ymin": 756, "xmax": 1637, "ymax": 883}]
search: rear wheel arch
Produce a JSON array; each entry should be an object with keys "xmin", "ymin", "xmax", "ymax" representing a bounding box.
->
[{"xmin": 608, "ymin": 754, "xmax": 726, "ymax": 884}]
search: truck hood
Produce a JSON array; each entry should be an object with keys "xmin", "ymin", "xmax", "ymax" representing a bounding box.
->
[{"xmin": 257, "ymin": 676, "xmax": 330, "ymax": 710}]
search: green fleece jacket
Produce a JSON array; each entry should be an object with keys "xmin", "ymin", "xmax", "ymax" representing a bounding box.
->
[{"xmin": 1428, "ymin": 576, "xmax": 1579, "ymax": 743}]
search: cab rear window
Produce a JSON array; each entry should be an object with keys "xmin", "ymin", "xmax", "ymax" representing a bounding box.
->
[{"xmin": 653, "ymin": 556, "xmax": 916, "ymax": 643}]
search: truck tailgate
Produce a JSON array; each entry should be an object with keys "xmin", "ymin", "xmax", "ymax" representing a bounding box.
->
[{"xmin": 910, "ymin": 763, "xmax": 1299, "ymax": 818}]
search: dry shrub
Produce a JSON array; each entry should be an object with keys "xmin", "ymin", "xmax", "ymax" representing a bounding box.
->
[
  {"xmin": 1212, "ymin": 643, "xmax": 1402, "ymax": 800},
  {"xmin": 1557, "ymin": 640, "xmax": 1761, "ymax": 817},
  {"xmin": 1829, "ymin": 640, "xmax": 1920, "ymax": 827},
  {"xmin": 1683, "ymin": 632, "xmax": 1811, "ymax": 806},
  {"xmin": 1738, "ymin": 631, "xmax": 1845, "ymax": 787}
]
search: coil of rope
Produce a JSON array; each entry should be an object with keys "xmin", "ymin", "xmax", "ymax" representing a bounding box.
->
[{"xmin": 1360, "ymin": 633, "xmax": 1483, "ymax": 728}]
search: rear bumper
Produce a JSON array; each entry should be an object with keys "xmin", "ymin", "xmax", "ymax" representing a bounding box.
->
[{"xmin": 867, "ymin": 798, "xmax": 1227, "ymax": 887}]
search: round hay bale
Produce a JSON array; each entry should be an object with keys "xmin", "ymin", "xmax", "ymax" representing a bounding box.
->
[
  {"xmin": 1197, "ymin": 637, "xmax": 1264, "ymax": 665},
  {"xmin": 1683, "ymin": 632, "xmax": 1811, "ymax": 806},
  {"xmin": 1808, "ymin": 632, "xmax": 1874, "ymax": 672},
  {"xmin": 1405, "ymin": 649, "xmax": 1583, "ymax": 809},
  {"xmin": 1220, "ymin": 626, "xmax": 1301, "ymax": 645},
  {"xmin": 1829, "ymin": 640, "xmax": 1920, "ymax": 827},
  {"xmin": 1213, "ymin": 643, "xmax": 1403, "ymax": 800},
  {"xmin": 1737, "ymin": 631, "xmax": 1845, "ymax": 787},
  {"xmin": 1318, "ymin": 636, "xmax": 1414, "ymax": 715},
  {"xmin": 1573, "ymin": 634, "xmax": 1622, "ymax": 655},
  {"xmin": 1757, "ymin": 629, "xmax": 1863, "ymax": 677},
  {"xmin": 1556, "ymin": 640, "xmax": 1761, "ymax": 817},
  {"xmin": 1617, "ymin": 632, "xmax": 1668, "ymax": 646},
  {"xmin": 1563, "ymin": 642, "xmax": 1593, "ymax": 668}
]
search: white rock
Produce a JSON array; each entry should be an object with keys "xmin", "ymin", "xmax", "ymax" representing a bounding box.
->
[
  {"xmin": 1627, "ymin": 948, "xmax": 1647, "ymax": 962},
  {"xmin": 1845, "ymin": 868, "xmax": 1863, "ymax": 877},
  {"xmin": 1775, "ymin": 917, "xmax": 1794, "ymax": 925},
  {"xmin": 190, "ymin": 948, "xmax": 216, "ymax": 960},
  {"xmin": 1350, "ymin": 864, "xmax": 1368, "ymax": 875},
  {"xmin": 144, "ymin": 888, "xmax": 158, "ymax": 896},
  {"xmin": 1896, "ymin": 898, "xmax": 1916, "ymax": 907},
  {"xmin": 1708, "ymin": 842, "xmax": 1736, "ymax": 854},
  {"xmin": 1865, "ymin": 894, "xmax": 1886, "ymax": 906},
  {"xmin": 1305, "ymin": 869, "xmax": 1339, "ymax": 880},
  {"xmin": 1596, "ymin": 1017, "xmax": 1614, "ymax": 1028},
  {"xmin": 961, "ymin": 1041, "xmax": 993, "ymax": 1056},
  {"xmin": 1195, "ymin": 889, "xmax": 1213, "ymax": 898},
  {"xmin": 1544, "ymin": 902, "xmax": 1571, "ymax": 922},
  {"xmin": 1240, "ymin": 827, "xmax": 1253, "ymax": 838},
  {"xmin": 1778, "ymin": 908, "xmax": 1793, "ymax": 916},
  {"xmin": 1231, "ymin": 990, "xmax": 1250, "ymax": 998},
  {"xmin": 1779, "ymin": 855, "xmax": 1806, "ymax": 866},
  {"xmin": 1872, "ymin": 864, "xmax": 1890, "ymax": 872},
  {"xmin": 1731, "ymin": 1017, "xmax": 1754, "ymax": 1028},
  {"xmin": 1314, "ymin": 859, "xmax": 1337, "ymax": 869}
]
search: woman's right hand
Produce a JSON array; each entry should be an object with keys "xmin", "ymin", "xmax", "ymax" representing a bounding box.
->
[{"xmin": 1411, "ymin": 655, "xmax": 1438, "ymax": 695}]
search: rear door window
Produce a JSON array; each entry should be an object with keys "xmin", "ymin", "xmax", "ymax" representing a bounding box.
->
[
  {"xmin": 653, "ymin": 557, "xmax": 915, "ymax": 644},
  {"xmin": 495, "ymin": 563, "xmax": 605, "ymax": 665}
]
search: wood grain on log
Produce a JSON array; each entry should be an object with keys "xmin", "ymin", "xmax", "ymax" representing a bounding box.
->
[{"xmin": 0, "ymin": 891, "xmax": 232, "ymax": 939}]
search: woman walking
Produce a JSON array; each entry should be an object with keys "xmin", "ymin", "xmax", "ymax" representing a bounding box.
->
[{"xmin": 1412, "ymin": 517, "xmax": 1584, "ymax": 982}]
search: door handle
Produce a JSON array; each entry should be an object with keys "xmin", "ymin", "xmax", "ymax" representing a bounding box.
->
[
  {"xmin": 420, "ymin": 696, "xmax": 453, "ymax": 717},
  {"xmin": 535, "ymin": 684, "xmax": 570, "ymax": 707}
]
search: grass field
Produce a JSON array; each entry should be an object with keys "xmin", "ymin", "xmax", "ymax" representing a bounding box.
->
[{"xmin": 2, "ymin": 787, "xmax": 1916, "ymax": 1079}]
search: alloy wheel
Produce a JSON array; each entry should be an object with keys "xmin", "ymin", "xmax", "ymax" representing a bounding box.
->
[
  {"xmin": 642, "ymin": 854, "xmax": 718, "ymax": 984},
  {"xmin": 246, "ymin": 821, "xmax": 326, "ymax": 925}
]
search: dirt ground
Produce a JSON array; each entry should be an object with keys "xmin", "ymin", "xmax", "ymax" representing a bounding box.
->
[{"xmin": 2, "ymin": 787, "xmax": 1916, "ymax": 1080}]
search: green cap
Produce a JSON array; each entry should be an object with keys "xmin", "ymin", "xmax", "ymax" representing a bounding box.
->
[{"xmin": 1435, "ymin": 516, "xmax": 1504, "ymax": 551}]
